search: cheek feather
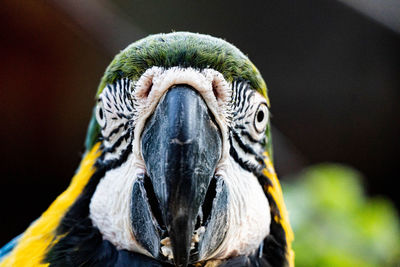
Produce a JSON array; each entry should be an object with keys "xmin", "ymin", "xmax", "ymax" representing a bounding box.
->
[
  {"xmin": 89, "ymin": 154, "xmax": 151, "ymax": 256},
  {"xmin": 208, "ymin": 158, "xmax": 271, "ymax": 259}
]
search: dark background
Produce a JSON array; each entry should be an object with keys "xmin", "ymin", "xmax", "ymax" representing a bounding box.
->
[{"xmin": 1, "ymin": 0, "xmax": 399, "ymax": 245}]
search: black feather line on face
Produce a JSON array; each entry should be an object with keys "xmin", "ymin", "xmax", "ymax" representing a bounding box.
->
[
  {"xmin": 101, "ymin": 131, "xmax": 132, "ymax": 154},
  {"xmin": 240, "ymin": 129, "xmax": 262, "ymax": 143},
  {"xmin": 103, "ymin": 122, "xmax": 126, "ymax": 141},
  {"xmin": 230, "ymin": 130, "xmax": 265, "ymax": 167}
]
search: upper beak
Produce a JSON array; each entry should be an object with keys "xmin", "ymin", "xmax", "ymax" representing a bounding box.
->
[{"xmin": 141, "ymin": 84, "xmax": 222, "ymax": 267}]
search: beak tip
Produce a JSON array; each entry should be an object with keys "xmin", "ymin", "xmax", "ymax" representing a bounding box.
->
[
  {"xmin": 173, "ymin": 254, "xmax": 189, "ymax": 267},
  {"xmin": 168, "ymin": 216, "xmax": 193, "ymax": 267}
]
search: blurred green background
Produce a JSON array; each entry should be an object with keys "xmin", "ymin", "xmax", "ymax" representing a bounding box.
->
[
  {"xmin": 1, "ymin": 0, "xmax": 399, "ymax": 265},
  {"xmin": 284, "ymin": 164, "xmax": 400, "ymax": 266}
]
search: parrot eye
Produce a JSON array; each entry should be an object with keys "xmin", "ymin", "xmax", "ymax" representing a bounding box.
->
[
  {"xmin": 254, "ymin": 103, "xmax": 268, "ymax": 133},
  {"xmin": 96, "ymin": 103, "xmax": 106, "ymax": 128}
]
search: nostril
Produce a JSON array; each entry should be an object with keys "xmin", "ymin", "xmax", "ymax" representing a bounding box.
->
[
  {"xmin": 134, "ymin": 68, "xmax": 160, "ymax": 100},
  {"xmin": 211, "ymin": 76, "xmax": 231, "ymax": 103},
  {"xmin": 135, "ymin": 79, "xmax": 153, "ymax": 99},
  {"xmin": 212, "ymin": 81, "xmax": 219, "ymax": 100},
  {"xmin": 144, "ymin": 82, "xmax": 153, "ymax": 98}
]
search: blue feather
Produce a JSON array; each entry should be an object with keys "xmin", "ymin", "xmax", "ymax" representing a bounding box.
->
[{"xmin": 0, "ymin": 234, "xmax": 22, "ymax": 261}]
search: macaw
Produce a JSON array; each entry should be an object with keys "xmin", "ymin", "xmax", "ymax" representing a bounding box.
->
[{"xmin": 0, "ymin": 32, "xmax": 294, "ymax": 267}]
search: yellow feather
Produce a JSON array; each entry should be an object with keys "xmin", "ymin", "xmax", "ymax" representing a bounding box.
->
[
  {"xmin": 0, "ymin": 143, "xmax": 101, "ymax": 267},
  {"xmin": 262, "ymin": 152, "xmax": 295, "ymax": 267}
]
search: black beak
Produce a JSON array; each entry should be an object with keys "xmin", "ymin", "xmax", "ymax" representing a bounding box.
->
[{"xmin": 141, "ymin": 85, "xmax": 222, "ymax": 267}]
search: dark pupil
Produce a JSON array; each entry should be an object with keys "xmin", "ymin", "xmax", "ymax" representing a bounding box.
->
[
  {"xmin": 99, "ymin": 107, "xmax": 103, "ymax": 120},
  {"xmin": 257, "ymin": 110, "xmax": 264, "ymax": 122}
]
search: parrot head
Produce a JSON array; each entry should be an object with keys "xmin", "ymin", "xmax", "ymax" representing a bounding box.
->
[{"xmin": 1, "ymin": 32, "xmax": 293, "ymax": 267}]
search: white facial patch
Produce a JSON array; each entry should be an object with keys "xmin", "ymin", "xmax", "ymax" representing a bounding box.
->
[
  {"xmin": 206, "ymin": 158, "xmax": 271, "ymax": 260},
  {"xmin": 89, "ymin": 154, "xmax": 151, "ymax": 256}
]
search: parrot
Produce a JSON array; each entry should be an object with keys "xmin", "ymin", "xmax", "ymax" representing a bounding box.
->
[{"xmin": 0, "ymin": 32, "xmax": 294, "ymax": 267}]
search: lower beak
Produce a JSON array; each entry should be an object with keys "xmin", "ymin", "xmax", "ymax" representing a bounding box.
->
[{"xmin": 141, "ymin": 85, "xmax": 222, "ymax": 267}]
